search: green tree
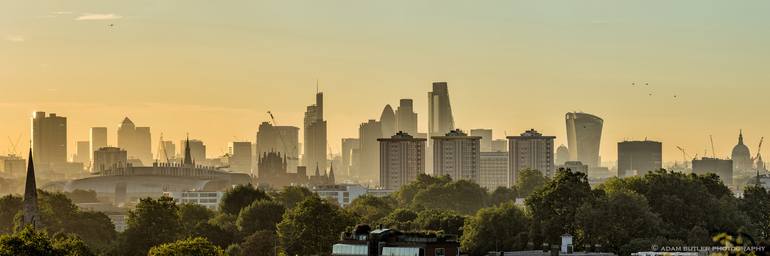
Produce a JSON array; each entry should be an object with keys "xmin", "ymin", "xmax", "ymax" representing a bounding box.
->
[
  {"xmin": 241, "ymin": 230, "xmax": 279, "ymax": 256},
  {"xmin": 0, "ymin": 226, "xmax": 94, "ymax": 256},
  {"xmin": 123, "ymin": 197, "xmax": 182, "ymax": 256},
  {"xmin": 411, "ymin": 179, "xmax": 488, "ymax": 214},
  {"xmin": 236, "ymin": 200, "xmax": 285, "ymax": 234},
  {"xmin": 224, "ymin": 244, "xmax": 243, "ymax": 256},
  {"xmin": 0, "ymin": 195, "xmax": 22, "ymax": 234},
  {"xmin": 179, "ymin": 204, "xmax": 214, "ymax": 234},
  {"xmin": 220, "ymin": 185, "xmax": 270, "ymax": 215},
  {"xmin": 526, "ymin": 168, "xmax": 593, "ymax": 245},
  {"xmin": 461, "ymin": 202, "xmax": 530, "ymax": 255},
  {"xmin": 488, "ymin": 187, "xmax": 517, "ymax": 206},
  {"xmin": 147, "ymin": 237, "xmax": 224, "ymax": 256},
  {"xmin": 414, "ymin": 209, "xmax": 466, "ymax": 236},
  {"xmin": 277, "ymin": 196, "xmax": 355, "ymax": 256},
  {"xmin": 273, "ymin": 186, "xmax": 315, "ymax": 209},
  {"xmin": 346, "ymin": 195, "xmax": 396, "ymax": 225},
  {"xmin": 575, "ymin": 189, "xmax": 661, "ymax": 253},
  {"xmin": 515, "ymin": 169, "xmax": 548, "ymax": 198},
  {"xmin": 739, "ymin": 185, "xmax": 770, "ymax": 240},
  {"xmin": 62, "ymin": 190, "xmax": 99, "ymax": 204},
  {"xmin": 190, "ymin": 222, "xmax": 236, "ymax": 250},
  {"xmin": 379, "ymin": 208, "xmax": 418, "ymax": 230},
  {"xmin": 395, "ymin": 174, "xmax": 452, "ymax": 206}
]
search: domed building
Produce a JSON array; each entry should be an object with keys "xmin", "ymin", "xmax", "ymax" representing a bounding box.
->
[{"xmin": 731, "ymin": 130, "xmax": 752, "ymax": 172}]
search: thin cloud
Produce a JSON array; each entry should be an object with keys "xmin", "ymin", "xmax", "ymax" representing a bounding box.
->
[
  {"xmin": 5, "ymin": 35, "xmax": 25, "ymax": 42},
  {"xmin": 52, "ymin": 11, "xmax": 73, "ymax": 15},
  {"xmin": 75, "ymin": 13, "xmax": 122, "ymax": 21}
]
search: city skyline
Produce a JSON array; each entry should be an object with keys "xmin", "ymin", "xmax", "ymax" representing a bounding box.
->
[{"xmin": 3, "ymin": 1, "xmax": 770, "ymax": 164}]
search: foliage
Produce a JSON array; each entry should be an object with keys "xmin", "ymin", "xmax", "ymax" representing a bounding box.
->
[
  {"xmin": 575, "ymin": 189, "xmax": 662, "ymax": 252},
  {"xmin": 236, "ymin": 200, "xmax": 285, "ymax": 234},
  {"xmin": 488, "ymin": 186, "xmax": 517, "ymax": 206},
  {"xmin": 190, "ymin": 222, "xmax": 236, "ymax": 250},
  {"xmin": 379, "ymin": 208, "xmax": 418, "ymax": 230},
  {"xmin": 0, "ymin": 195, "xmax": 22, "ymax": 234},
  {"xmin": 515, "ymin": 169, "xmax": 548, "ymax": 198},
  {"xmin": 123, "ymin": 197, "xmax": 182, "ymax": 256},
  {"xmin": 276, "ymin": 196, "xmax": 355, "ymax": 256},
  {"xmin": 220, "ymin": 184, "xmax": 270, "ymax": 216},
  {"xmin": 224, "ymin": 244, "xmax": 243, "ymax": 256},
  {"xmin": 739, "ymin": 185, "xmax": 770, "ymax": 240},
  {"xmin": 461, "ymin": 202, "xmax": 530, "ymax": 255},
  {"xmin": 411, "ymin": 179, "xmax": 488, "ymax": 215},
  {"xmin": 272, "ymin": 186, "xmax": 315, "ymax": 209},
  {"xmin": 0, "ymin": 226, "xmax": 94, "ymax": 256},
  {"xmin": 526, "ymin": 169, "xmax": 593, "ymax": 245},
  {"xmin": 241, "ymin": 230, "xmax": 279, "ymax": 256},
  {"xmin": 179, "ymin": 204, "xmax": 214, "ymax": 234},
  {"xmin": 147, "ymin": 237, "xmax": 224, "ymax": 256},
  {"xmin": 395, "ymin": 174, "xmax": 452, "ymax": 206},
  {"xmin": 62, "ymin": 190, "xmax": 99, "ymax": 204},
  {"xmin": 346, "ymin": 195, "xmax": 397, "ymax": 225},
  {"xmin": 413, "ymin": 209, "xmax": 465, "ymax": 236}
]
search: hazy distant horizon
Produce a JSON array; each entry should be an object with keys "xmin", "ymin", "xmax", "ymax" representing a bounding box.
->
[{"xmin": 3, "ymin": 0, "xmax": 769, "ymax": 163}]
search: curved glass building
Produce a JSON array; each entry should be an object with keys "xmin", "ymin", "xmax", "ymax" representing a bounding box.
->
[{"xmin": 565, "ymin": 112, "xmax": 603, "ymax": 168}]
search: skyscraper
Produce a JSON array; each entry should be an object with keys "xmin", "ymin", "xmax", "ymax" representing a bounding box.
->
[
  {"xmin": 507, "ymin": 129, "xmax": 555, "ymax": 186},
  {"xmin": 256, "ymin": 121, "xmax": 300, "ymax": 173},
  {"xmin": 31, "ymin": 112, "xmax": 67, "ymax": 172},
  {"xmin": 378, "ymin": 132, "xmax": 426, "ymax": 190},
  {"xmin": 73, "ymin": 141, "xmax": 90, "ymax": 164},
  {"xmin": 23, "ymin": 148, "xmax": 38, "ymax": 228},
  {"xmin": 471, "ymin": 129, "xmax": 493, "ymax": 152},
  {"xmin": 479, "ymin": 151, "xmax": 508, "ymax": 190},
  {"xmin": 380, "ymin": 105, "xmax": 396, "ymax": 137},
  {"xmin": 617, "ymin": 140, "xmax": 662, "ymax": 177},
  {"xmin": 395, "ymin": 99, "xmax": 418, "ymax": 136},
  {"xmin": 303, "ymin": 92, "xmax": 327, "ymax": 172},
  {"xmin": 428, "ymin": 82, "xmax": 455, "ymax": 140},
  {"xmin": 565, "ymin": 112, "xmax": 603, "ymax": 168},
  {"xmin": 156, "ymin": 140, "xmax": 176, "ymax": 163},
  {"xmin": 93, "ymin": 147, "xmax": 128, "ymax": 172},
  {"xmin": 341, "ymin": 138, "xmax": 360, "ymax": 177},
  {"xmin": 555, "ymin": 145, "xmax": 569, "ymax": 166},
  {"xmin": 433, "ymin": 129, "xmax": 480, "ymax": 183},
  {"xmin": 117, "ymin": 118, "xmax": 152, "ymax": 165},
  {"xmin": 358, "ymin": 119, "xmax": 382, "ymax": 182},
  {"xmin": 731, "ymin": 130, "xmax": 752, "ymax": 172},
  {"xmin": 229, "ymin": 142, "xmax": 253, "ymax": 174},
  {"xmin": 90, "ymin": 127, "xmax": 107, "ymax": 164}
]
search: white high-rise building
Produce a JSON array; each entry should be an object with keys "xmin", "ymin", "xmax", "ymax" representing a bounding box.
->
[
  {"xmin": 479, "ymin": 151, "xmax": 508, "ymax": 190},
  {"xmin": 471, "ymin": 129, "xmax": 493, "ymax": 152},
  {"xmin": 378, "ymin": 132, "xmax": 426, "ymax": 190},
  {"xmin": 117, "ymin": 118, "xmax": 152, "ymax": 165},
  {"xmin": 432, "ymin": 129, "xmax": 480, "ymax": 183},
  {"xmin": 507, "ymin": 129, "xmax": 555, "ymax": 186}
]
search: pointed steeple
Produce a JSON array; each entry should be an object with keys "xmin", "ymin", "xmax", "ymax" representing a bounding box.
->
[
  {"xmin": 328, "ymin": 163, "xmax": 335, "ymax": 184},
  {"xmin": 183, "ymin": 134, "xmax": 193, "ymax": 166},
  {"xmin": 315, "ymin": 163, "xmax": 320, "ymax": 177},
  {"xmin": 739, "ymin": 129, "xmax": 745, "ymax": 145},
  {"xmin": 23, "ymin": 147, "xmax": 38, "ymax": 228}
]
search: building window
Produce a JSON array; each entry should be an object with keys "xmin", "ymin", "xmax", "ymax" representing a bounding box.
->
[{"xmin": 435, "ymin": 248, "xmax": 445, "ymax": 256}]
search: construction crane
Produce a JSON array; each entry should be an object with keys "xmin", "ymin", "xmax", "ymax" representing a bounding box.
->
[
  {"xmin": 753, "ymin": 137, "xmax": 764, "ymax": 161},
  {"xmin": 156, "ymin": 133, "xmax": 171, "ymax": 163},
  {"xmin": 710, "ymin": 135, "xmax": 716, "ymax": 158},
  {"xmin": 6, "ymin": 134, "xmax": 22, "ymax": 156},
  {"xmin": 266, "ymin": 111, "xmax": 299, "ymax": 161},
  {"xmin": 676, "ymin": 146, "xmax": 690, "ymax": 168}
]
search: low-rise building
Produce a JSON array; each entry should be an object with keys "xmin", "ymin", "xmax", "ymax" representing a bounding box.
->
[
  {"xmin": 164, "ymin": 191, "xmax": 225, "ymax": 210},
  {"xmin": 333, "ymin": 225, "xmax": 460, "ymax": 256}
]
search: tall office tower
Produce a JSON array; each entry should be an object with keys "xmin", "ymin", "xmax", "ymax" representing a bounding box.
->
[
  {"xmin": 304, "ymin": 92, "xmax": 327, "ymax": 172},
  {"xmin": 32, "ymin": 111, "xmax": 67, "ymax": 171},
  {"xmin": 491, "ymin": 139, "xmax": 507, "ymax": 153},
  {"xmin": 341, "ymin": 138, "xmax": 360, "ymax": 177},
  {"xmin": 471, "ymin": 129, "xmax": 493, "ymax": 152},
  {"xmin": 93, "ymin": 147, "xmax": 128, "ymax": 173},
  {"xmin": 117, "ymin": 118, "xmax": 152, "ymax": 165},
  {"xmin": 378, "ymin": 132, "xmax": 426, "ymax": 190},
  {"xmin": 380, "ymin": 105, "xmax": 396, "ymax": 137},
  {"xmin": 23, "ymin": 149, "xmax": 38, "ymax": 228},
  {"xmin": 555, "ymin": 145, "xmax": 569, "ymax": 166},
  {"xmin": 507, "ymin": 129, "xmax": 555, "ymax": 186},
  {"xmin": 256, "ymin": 122, "xmax": 300, "ymax": 173},
  {"xmin": 229, "ymin": 142, "xmax": 253, "ymax": 174},
  {"xmin": 433, "ymin": 129, "xmax": 481, "ymax": 182},
  {"xmin": 89, "ymin": 127, "xmax": 108, "ymax": 162},
  {"xmin": 156, "ymin": 140, "xmax": 176, "ymax": 163},
  {"xmin": 617, "ymin": 140, "xmax": 662, "ymax": 177},
  {"xmin": 73, "ymin": 141, "xmax": 90, "ymax": 164},
  {"xmin": 395, "ymin": 99, "xmax": 418, "ymax": 135},
  {"xmin": 692, "ymin": 157, "xmax": 734, "ymax": 186},
  {"xmin": 565, "ymin": 112, "xmax": 603, "ymax": 168},
  {"xmin": 179, "ymin": 139, "xmax": 206, "ymax": 164},
  {"xmin": 731, "ymin": 131, "xmax": 752, "ymax": 172},
  {"xmin": 479, "ymin": 151, "xmax": 509, "ymax": 190},
  {"xmin": 359, "ymin": 120, "xmax": 382, "ymax": 182},
  {"xmin": 428, "ymin": 82, "xmax": 455, "ymax": 140}
]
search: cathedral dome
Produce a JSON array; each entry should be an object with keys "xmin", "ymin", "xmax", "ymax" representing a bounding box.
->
[{"xmin": 732, "ymin": 131, "xmax": 752, "ymax": 171}]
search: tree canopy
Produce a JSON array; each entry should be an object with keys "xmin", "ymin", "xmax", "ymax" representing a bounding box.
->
[
  {"xmin": 276, "ymin": 196, "xmax": 356, "ymax": 256},
  {"xmin": 147, "ymin": 237, "xmax": 224, "ymax": 256}
]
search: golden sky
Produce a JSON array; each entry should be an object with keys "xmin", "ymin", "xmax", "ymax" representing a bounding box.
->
[{"xmin": 2, "ymin": 0, "xmax": 770, "ymax": 164}]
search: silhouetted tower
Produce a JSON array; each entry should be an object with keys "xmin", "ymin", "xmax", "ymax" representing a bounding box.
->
[
  {"xmin": 304, "ymin": 92, "xmax": 327, "ymax": 172},
  {"xmin": 380, "ymin": 104, "xmax": 396, "ymax": 137},
  {"xmin": 428, "ymin": 82, "xmax": 455, "ymax": 140},
  {"xmin": 395, "ymin": 99, "xmax": 418, "ymax": 136},
  {"xmin": 183, "ymin": 136, "xmax": 193, "ymax": 166},
  {"xmin": 23, "ymin": 148, "xmax": 39, "ymax": 228}
]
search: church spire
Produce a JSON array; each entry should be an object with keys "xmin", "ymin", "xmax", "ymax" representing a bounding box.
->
[
  {"xmin": 23, "ymin": 147, "xmax": 39, "ymax": 228},
  {"xmin": 183, "ymin": 134, "xmax": 193, "ymax": 166},
  {"xmin": 739, "ymin": 129, "xmax": 745, "ymax": 144},
  {"xmin": 328, "ymin": 163, "xmax": 335, "ymax": 184}
]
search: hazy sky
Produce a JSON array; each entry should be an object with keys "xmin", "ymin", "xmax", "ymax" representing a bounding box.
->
[{"xmin": 2, "ymin": 1, "xmax": 770, "ymax": 164}]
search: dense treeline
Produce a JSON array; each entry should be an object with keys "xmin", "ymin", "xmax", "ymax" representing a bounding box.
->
[{"xmin": 1, "ymin": 169, "xmax": 769, "ymax": 256}]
